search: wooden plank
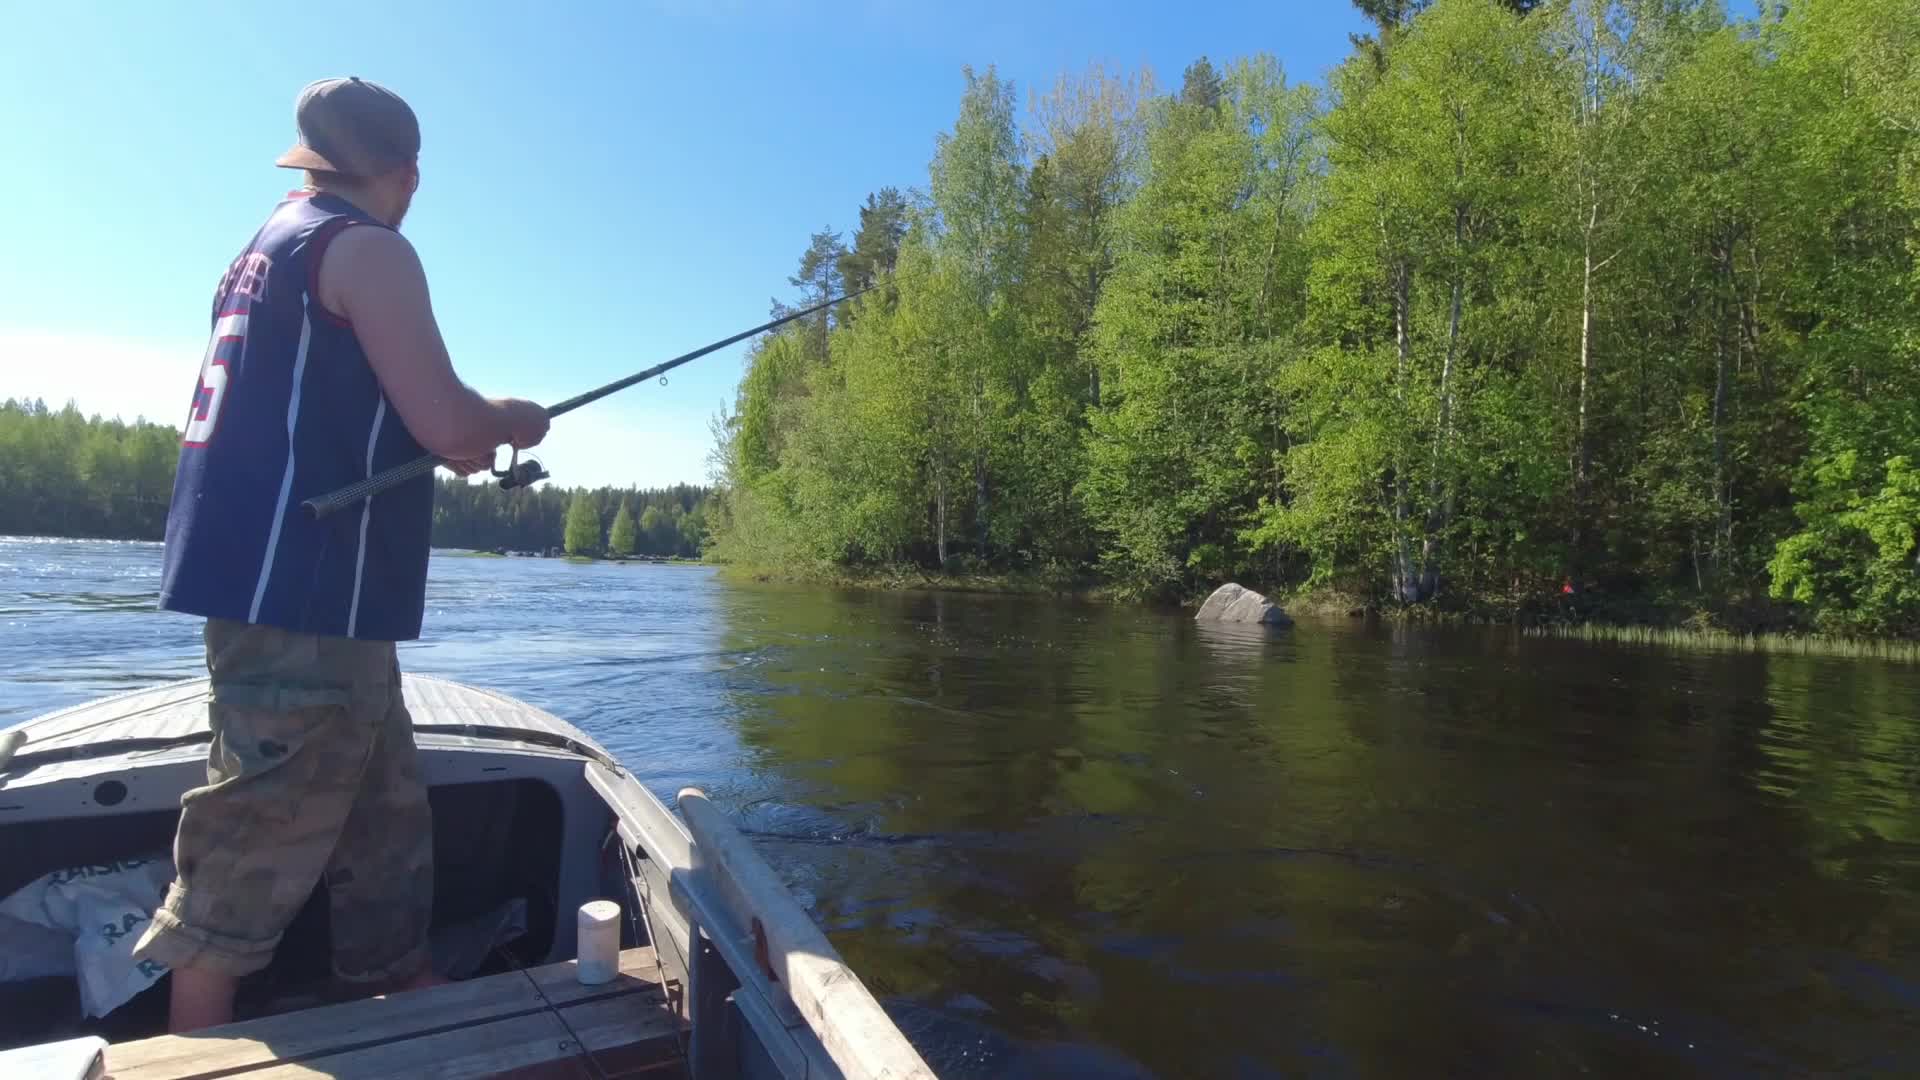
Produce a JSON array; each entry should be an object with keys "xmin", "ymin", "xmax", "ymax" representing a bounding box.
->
[
  {"xmin": 108, "ymin": 970, "xmax": 546, "ymax": 1080},
  {"xmin": 564, "ymin": 994, "xmax": 687, "ymax": 1077},
  {"xmin": 108, "ymin": 947, "xmax": 666, "ymax": 1080},
  {"xmin": 677, "ymin": 787, "xmax": 935, "ymax": 1080},
  {"xmin": 241, "ymin": 988, "xmax": 685, "ymax": 1080},
  {"xmin": 240, "ymin": 1010, "xmax": 578, "ymax": 1079},
  {"xmin": 529, "ymin": 948, "xmax": 675, "ymax": 1010}
]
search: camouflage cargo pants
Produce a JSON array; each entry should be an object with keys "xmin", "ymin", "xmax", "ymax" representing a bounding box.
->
[{"xmin": 131, "ymin": 618, "xmax": 434, "ymax": 983}]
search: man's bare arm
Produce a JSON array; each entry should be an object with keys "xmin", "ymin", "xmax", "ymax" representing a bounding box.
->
[{"xmin": 317, "ymin": 226, "xmax": 547, "ymax": 460}]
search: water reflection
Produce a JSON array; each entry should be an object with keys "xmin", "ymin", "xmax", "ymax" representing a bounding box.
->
[{"xmin": 709, "ymin": 584, "xmax": 1920, "ymax": 1077}]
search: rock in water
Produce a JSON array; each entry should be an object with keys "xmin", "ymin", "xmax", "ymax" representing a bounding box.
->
[{"xmin": 1195, "ymin": 583, "xmax": 1293, "ymax": 626}]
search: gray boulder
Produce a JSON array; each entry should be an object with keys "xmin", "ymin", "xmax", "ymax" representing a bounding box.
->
[{"xmin": 1195, "ymin": 583, "xmax": 1292, "ymax": 626}]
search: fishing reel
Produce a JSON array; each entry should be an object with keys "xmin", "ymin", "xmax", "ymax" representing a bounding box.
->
[{"xmin": 492, "ymin": 446, "xmax": 551, "ymax": 491}]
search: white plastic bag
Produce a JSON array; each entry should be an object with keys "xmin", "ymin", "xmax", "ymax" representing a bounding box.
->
[{"xmin": 0, "ymin": 855, "xmax": 175, "ymax": 1017}]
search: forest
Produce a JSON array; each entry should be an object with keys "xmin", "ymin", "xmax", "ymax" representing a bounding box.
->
[
  {"xmin": 0, "ymin": 399, "xmax": 179, "ymax": 540},
  {"xmin": 435, "ymin": 477, "xmax": 710, "ymax": 559},
  {"xmin": 0, "ymin": 398, "xmax": 710, "ymax": 557},
  {"xmin": 705, "ymin": 0, "xmax": 1920, "ymax": 636}
]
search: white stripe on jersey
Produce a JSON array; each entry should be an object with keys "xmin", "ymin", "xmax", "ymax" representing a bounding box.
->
[
  {"xmin": 249, "ymin": 304, "xmax": 311, "ymax": 622},
  {"xmin": 346, "ymin": 397, "xmax": 387, "ymax": 637}
]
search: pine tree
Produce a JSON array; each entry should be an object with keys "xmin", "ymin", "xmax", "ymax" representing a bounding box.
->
[
  {"xmin": 1179, "ymin": 57, "xmax": 1223, "ymax": 111},
  {"xmin": 837, "ymin": 188, "xmax": 911, "ymax": 296}
]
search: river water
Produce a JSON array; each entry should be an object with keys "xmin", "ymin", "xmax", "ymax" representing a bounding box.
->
[{"xmin": 5, "ymin": 536, "xmax": 1919, "ymax": 1077}]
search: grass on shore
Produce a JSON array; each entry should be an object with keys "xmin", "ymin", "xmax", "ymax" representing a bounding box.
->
[
  {"xmin": 1274, "ymin": 586, "xmax": 1373, "ymax": 619},
  {"xmin": 1526, "ymin": 622, "xmax": 1920, "ymax": 663}
]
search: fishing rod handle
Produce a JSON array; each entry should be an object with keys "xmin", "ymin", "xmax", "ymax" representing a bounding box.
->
[{"xmin": 300, "ymin": 453, "xmax": 444, "ymax": 519}]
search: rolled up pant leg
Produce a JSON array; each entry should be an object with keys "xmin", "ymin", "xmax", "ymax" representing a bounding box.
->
[
  {"xmin": 132, "ymin": 620, "xmax": 430, "ymax": 981},
  {"xmin": 325, "ymin": 650, "xmax": 434, "ymax": 985}
]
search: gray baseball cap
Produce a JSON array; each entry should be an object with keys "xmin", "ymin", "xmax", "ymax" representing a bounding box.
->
[{"xmin": 275, "ymin": 77, "xmax": 420, "ymax": 178}]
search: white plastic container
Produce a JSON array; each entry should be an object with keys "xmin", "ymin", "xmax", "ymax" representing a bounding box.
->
[{"xmin": 576, "ymin": 899, "xmax": 621, "ymax": 984}]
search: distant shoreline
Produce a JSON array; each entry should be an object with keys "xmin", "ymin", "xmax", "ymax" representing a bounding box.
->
[
  {"xmin": 712, "ymin": 561, "xmax": 1920, "ymax": 662},
  {"xmin": 8, "ymin": 535, "xmax": 1913, "ymax": 661},
  {"xmin": 0, "ymin": 533, "xmax": 709, "ymax": 569},
  {"xmin": 438, "ymin": 547, "xmax": 705, "ymax": 566}
]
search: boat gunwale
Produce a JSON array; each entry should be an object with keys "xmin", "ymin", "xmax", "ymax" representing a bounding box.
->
[{"xmin": 3, "ymin": 674, "xmax": 619, "ymax": 779}]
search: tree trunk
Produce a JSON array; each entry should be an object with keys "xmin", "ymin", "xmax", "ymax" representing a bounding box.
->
[
  {"xmin": 974, "ymin": 453, "xmax": 989, "ymax": 554},
  {"xmin": 1087, "ymin": 261, "xmax": 1102, "ymax": 407},
  {"xmin": 934, "ymin": 465, "xmax": 949, "ymax": 567},
  {"xmin": 1255, "ymin": 182, "xmax": 1295, "ymax": 322},
  {"xmin": 1570, "ymin": 205, "xmax": 1597, "ymax": 591},
  {"xmin": 1418, "ymin": 209, "xmax": 1467, "ymax": 601},
  {"xmin": 1710, "ymin": 233, "xmax": 1733, "ymax": 585},
  {"xmin": 972, "ymin": 372, "xmax": 990, "ymax": 555},
  {"xmin": 1390, "ymin": 257, "xmax": 1418, "ymax": 604}
]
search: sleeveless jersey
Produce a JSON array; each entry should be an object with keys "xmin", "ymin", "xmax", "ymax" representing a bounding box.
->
[{"xmin": 159, "ymin": 191, "xmax": 434, "ymax": 641}]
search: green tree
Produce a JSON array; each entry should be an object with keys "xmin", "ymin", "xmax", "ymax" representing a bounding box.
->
[
  {"xmin": 1769, "ymin": 453, "xmax": 1920, "ymax": 636},
  {"xmin": 837, "ymin": 188, "xmax": 911, "ymax": 297},
  {"xmin": 564, "ymin": 491, "xmax": 602, "ymax": 556},
  {"xmin": 778, "ymin": 228, "xmax": 848, "ymax": 362},
  {"xmin": 677, "ymin": 501, "xmax": 708, "ymax": 557},
  {"xmin": 636, "ymin": 504, "xmax": 666, "ymax": 556},
  {"xmin": 1277, "ymin": 0, "xmax": 1557, "ymax": 604},
  {"xmin": 608, "ymin": 500, "xmax": 638, "ymax": 557},
  {"xmin": 928, "ymin": 65, "xmax": 1027, "ymax": 558},
  {"xmin": 1178, "ymin": 56, "xmax": 1223, "ymax": 111},
  {"xmin": 1759, "ymin": 0, "xmax": 1920, "ymax": 632},
  {"xmin": 1082, "ymin": 55, "xmax": 1320, "ymax": 597}
]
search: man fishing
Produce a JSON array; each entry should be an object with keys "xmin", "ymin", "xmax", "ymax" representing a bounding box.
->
[{"xmin": 132, "ymin": 76, "xmax": 550, "ymax": 1032}]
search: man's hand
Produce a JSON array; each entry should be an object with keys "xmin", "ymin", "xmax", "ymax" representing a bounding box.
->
[
  {"xmin": 439, "ymin": 400, "xmax": 545, "ymax": 478},
  {"xmin": 499, "ymin": 398, "xmax": 550, "ymax": 449}
]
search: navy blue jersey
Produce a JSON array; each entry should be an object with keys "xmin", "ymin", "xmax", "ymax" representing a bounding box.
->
[{"xmin": 160, "ymin": 191, "xmax": 434, "ymax": 641}]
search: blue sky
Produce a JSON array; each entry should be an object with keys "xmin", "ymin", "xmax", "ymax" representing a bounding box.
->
[{"xmin": 0, "ymin": 0, "xmax": 1369, "ymax": 490}]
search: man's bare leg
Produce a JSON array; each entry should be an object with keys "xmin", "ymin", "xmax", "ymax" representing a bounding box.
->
[{"xmin": 168, "ymin": 966, "xmax": 239, "ymax": 1032}]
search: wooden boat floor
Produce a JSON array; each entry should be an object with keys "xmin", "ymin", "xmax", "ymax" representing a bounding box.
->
[{"xmin": 106, "ymin": 947, "xmax": 687, "ymax": 1080}]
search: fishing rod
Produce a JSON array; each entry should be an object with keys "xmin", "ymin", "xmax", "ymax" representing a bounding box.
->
[{"xmin": 301, "ymin": 283, "xmax": 878, "ymax": 520}]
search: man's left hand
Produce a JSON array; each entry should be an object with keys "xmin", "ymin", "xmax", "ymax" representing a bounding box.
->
[{"xmin": 445, "ymin": 456, "xmax": 492, "ymax": 477}]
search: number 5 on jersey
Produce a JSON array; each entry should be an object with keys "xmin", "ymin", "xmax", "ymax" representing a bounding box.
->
[{"xmin": 184, "ymin": 313, "xmax": 247, "ymax": 446}]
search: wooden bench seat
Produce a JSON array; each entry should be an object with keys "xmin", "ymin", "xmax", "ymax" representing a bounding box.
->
[{"xmin": 107, "ymin": 947, "xmax": 686, "ymax": 1080}]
